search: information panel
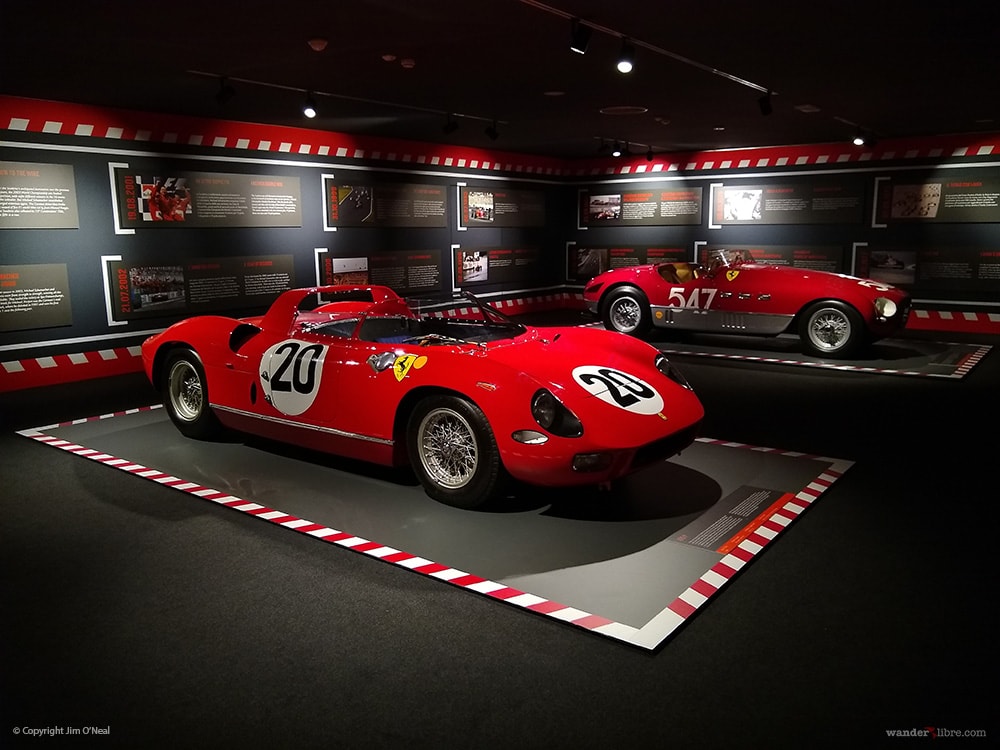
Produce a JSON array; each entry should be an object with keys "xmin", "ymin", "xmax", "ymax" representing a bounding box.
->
[
  {"xmin": 113, "ymin": 168, "xmax": 302, "ymax": 228},
  {"xmin": 105, "ymin": 255, "xmax": 295, "ymax": 321},
  {"xmin": 459, "ymin": 186, "xmax": 546, "ymax": 228},
  {"xmin": 855, "ymin": 245, "xmax": 1000, "ymax": 293},
  {"xmin": 698, "ymin": 244, "xmax": 843, "ymax": 272},
  {"xmin": 0, "ymin": 161, "xmax": 79, "ymax": 229},
  {"xmin": 579, "ymin": 185, "xmax": 703, "ymax": 227},
  {"xmin": 874, "ymin": 174, "xmax": 1000, "ymax": 224},
  {"xmin": 325, "ymin": 179, "xmax": 448, "ymax": 228},
  {"xmin": 711, "ymin": 180, "xmax": 863, "ymax": 226},
  {"xmin": 0, "ymin": 263, "xmax": 73, "ymax": 332},
  {"xmin": 320, "ymin": 250, "xmax": 443, "ymax": 294},
  {"xmin": 567, "ymin": 246, "xmax": 688, "ymax": 281},
  {"xmin": 455, "ymin": 246, "xmax": 541, "ymax": 286}
]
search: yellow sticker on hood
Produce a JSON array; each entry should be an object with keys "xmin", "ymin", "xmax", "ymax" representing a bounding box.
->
[{"xmin": 726, "ymin": 269, "xmax": 740, "ymax": 282}]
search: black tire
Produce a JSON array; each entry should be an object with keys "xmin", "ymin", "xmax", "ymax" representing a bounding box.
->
[
  {"xmin": 162, "ymin": 349, "xmax": 223, "ymax": 439},
  {"xmin": 602, "ymin": 286, "xmax": 651, "ymax": 336},
  {"xmin": 406, "ymin": 395, "xmax": 504, "ymax": 509},
  {"xmin": 799, "ymin": 300, "xmax": 864, "ymax": 358}
]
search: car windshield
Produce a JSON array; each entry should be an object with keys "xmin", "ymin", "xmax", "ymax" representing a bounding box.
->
[
  {"xmin": 708, "ymin": 247, "xmax": 756, "ymax": 269},
  {"xmin": 355, "ymin": 292, "xmax": 527, "ymax": 345}
]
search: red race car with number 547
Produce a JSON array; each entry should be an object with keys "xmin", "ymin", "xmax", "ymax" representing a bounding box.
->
[
  {"xmin": 583, "ymin": 247, "xmax": 912, "ymax": 358},
  {"xmin": 141, "ymin": 286, "xmax": 704, "ymax": 509}
]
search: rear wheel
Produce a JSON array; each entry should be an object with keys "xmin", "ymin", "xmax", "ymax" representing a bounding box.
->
[
  {"xmin": 799, "ymin": 301, "xmax": 864, "ymax": 358},
  {"xmin": 602, "ymin": 286, "xmax": 651, "ymax": 336},
  {"xmin": 163, "ymin": 349, "xmax": 222, "ymax": 439},
  {"xmin": 406, "ymin": 395, "xmax": 504, "ymax": 509}
]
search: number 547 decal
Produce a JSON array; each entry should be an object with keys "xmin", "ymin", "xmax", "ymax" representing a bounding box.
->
[{"xmin": 667, "ymin": 287, "xmax": 718, "ymax": 309}]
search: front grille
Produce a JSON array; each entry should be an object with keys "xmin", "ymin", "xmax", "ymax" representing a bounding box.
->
[{"xmin": 632, "ymin": 423, "xmax": 700, "ymax": 468}]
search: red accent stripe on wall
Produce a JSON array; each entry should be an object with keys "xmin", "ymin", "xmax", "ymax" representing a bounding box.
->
[{"xmin": 4, "ymin": 95, "xmax": 999, "ymax": 176}]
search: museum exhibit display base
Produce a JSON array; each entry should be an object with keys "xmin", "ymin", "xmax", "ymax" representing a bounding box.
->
[{"xmin": 19, "ymin": 406, "xmax": 851, "ymax": 650}]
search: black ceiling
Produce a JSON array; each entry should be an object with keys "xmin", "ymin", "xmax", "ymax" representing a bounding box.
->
[{"xmin": 2, "ymin": 0, "xmax": 997, "ymax": 161}]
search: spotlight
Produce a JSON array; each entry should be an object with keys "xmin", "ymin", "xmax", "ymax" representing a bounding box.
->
[
  {"xmin": 853, "ymin": 129, "xmax": 875, "ymax": 147},
  {"xmin": 443, "ymin": 114, "xmax": 459, "ymax": 134},
  {"xmin": 215, "ymin": 77, "xmax": 236, "ymax": 106},
  {"xmin": 757, "ymin": 91, "xmax": 772, "ymax": 116},
  {"xmin": 570, "ymin": 18, "xmax": 592, "ymax": 55},
  {"xmin": 611, "ymin": 141, "xmax": 623, "ymax": 157},
  {"xmin": 303, "ymin": 93, "xmax": 318, "ymax": 119},
  {"xmin": 646, "ymin": 146, "xmax": 654, "ymax": 162},
  {"xmin": 616, "ymin": 38, "xmax": 635, "ymax": 73},
  {"xmin": 485, "ymin": 120, "xmax": 499, "ymax": 141}
]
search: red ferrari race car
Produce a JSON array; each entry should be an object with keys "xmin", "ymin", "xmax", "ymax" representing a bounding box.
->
[
  {"xmin": 583, "ymin": 248, "xmax": 912, "ymax": 358},
  {"xmin": 142, "ymin": 286, "xmax": 704, "ymax": 509}
]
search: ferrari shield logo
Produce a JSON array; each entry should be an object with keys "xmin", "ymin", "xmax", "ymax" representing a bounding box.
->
[
  {"xmin": 726, "ymin": 269, "xmax": 741, "ymax": 282},
  {"xmin": 393, "ymin": 354, "xmax": 427, "ymax": 381}
]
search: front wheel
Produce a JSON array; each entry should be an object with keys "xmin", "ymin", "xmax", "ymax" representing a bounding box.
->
[
  {"xmin": 163, "ymin": 349, "xmax": 222, "ymax": 439},
  {"xmin": 799, "ymin": 301, "xmax": 864, "ymax": 358},
  {"xmin": 602, "ymin": 286, "xmax": 651, "ymax": 336},
  {"xmin": 406, "ymin": 395, "xmax": 504, "ymax": 509}
]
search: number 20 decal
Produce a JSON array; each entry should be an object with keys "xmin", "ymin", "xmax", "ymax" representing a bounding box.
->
[
  {"xmin": 572, "ymin": 366, "xmax": 664, "ymax": 415},
  {"xmin": 260, "ymin": 340, "xmax": 327, "ymax": 416}
]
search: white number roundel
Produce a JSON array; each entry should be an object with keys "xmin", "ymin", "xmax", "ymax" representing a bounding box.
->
[
  {"xmin": 260, "ymin": 340, "xmax": 327, "ymax": 416},
  {"xmin": 572, "ymin": 365, "xmax": 664, "ymax": 415}
]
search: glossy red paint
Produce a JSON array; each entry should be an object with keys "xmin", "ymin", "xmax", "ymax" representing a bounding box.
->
[
  {"xmin": 142, "ymin": 285, "xmax": 704, "ymax": 507},
  {"xmin": 583, "ymin": 249, "xmax": 912, "ymax": 357}
]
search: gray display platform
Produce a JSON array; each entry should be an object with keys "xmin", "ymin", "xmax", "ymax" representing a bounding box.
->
[
  {"xmin": 19, "ymin": 407, "xmax": 852, "ymax": 650},
  {"xmin": 653, "ymin": 335, "xmax": 991, "ymax": 378}
]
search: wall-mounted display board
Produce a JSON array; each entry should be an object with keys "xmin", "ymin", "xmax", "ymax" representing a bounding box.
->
[
  {"xmin": 0, "ymin": 263, "xmax": 72, "ymax": 332},
  {"xmin": 104, "ymin": 254, "xmax": 295, "ymax": 322},
  {"xmin": 855, "ymin": 244, "xmax": 1000, "ymax": 294},
  {"xmin": 697, "ymin": 244, "xmax": 843, "ymax": 273},
  {"xmin": 566, "ymin": 245, "xmax": 689, "ymax": 281},
  {"xmin": 873, "ymin": 173, "xmax": 1000, "ymax": 225},
  {"xmin": 0, "ymin": 161, "xmax": 79, "ymax": 229},
  {"xmin": 454, "ymin": 246, "xmax": 540, "ymax": 286},
  {"xmin": 578, "ymin": 185, "xmax": 703, "ymax": 228},
  {"xmin": 709, "ymin": 179, "xmax": 863, "ymax": 227},
  {"xmin": 458, "ymin": 185, "xmax": 546, "ymax": 228},
  {"xmin": 320, "ymin": 250, "xmax": 443, "ymax": 294},
  {"xmin": 112, "ymin": 168, "xmax": 302, "ymax": 229},
  {"xmin": 323, "ymin": 179, "xmax": 448, "ymax": 228}
]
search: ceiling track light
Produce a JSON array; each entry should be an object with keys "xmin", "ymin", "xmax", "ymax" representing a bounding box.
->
[
  {"xmin": 570, "ymin": 18, "xmax": 592, "ymax": 55},
  {"xmin": 616, "ymin": 38, "xmax": 635, "ymax": 74},
  {"xmin": 443, "ymin": 113, "xmax": 459, "ymax": 134},
  {"xmin": 215, "ymin": 77, "xmax": 236, "ymax": 106},
  {"xmin": 853, "ymin": 129, "xmax": 876, "ymax": 147},
  {"xmin": 757, "ymin": 90, "xmax": 773, "ymax": 116},
  {"xmin": 485, "ymin": 120, "xmax": 499, "ymax": 141},
  {"xmin": 611, "ymin": 141, "xmax": 623, "ymax": 157},
  {"xmin": 302, "ymin": 93, "xmax": 318, "ymax": 119}
]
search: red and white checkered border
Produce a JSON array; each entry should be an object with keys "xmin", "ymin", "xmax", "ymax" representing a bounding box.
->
[
  {"xmin": 662, "ymin": 438, "xmax": 849, "ymax": 638},
  {"xmin": 4, "ymin": 95, "xmax": 999, "ymax": 177},
  {"xmin": 18, "ymin": 410, "xmax": 850, "ymax": 650}
]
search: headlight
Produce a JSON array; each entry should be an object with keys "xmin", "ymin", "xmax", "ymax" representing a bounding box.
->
[
  {"xmin": 873, "ymin": 297, "xmax": 897, "ymax": 319},
  {"xmin": 531, "ymin": 389, "xmax": 583, "ymax": 437},
  {"xmin": 655, "ymin": 353, "xmax": 693, "ymax": 390}
]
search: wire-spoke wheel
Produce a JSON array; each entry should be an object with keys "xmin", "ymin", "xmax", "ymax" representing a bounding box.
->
[
  {"xmin": 800, "ymin": 301, "xmax": 863, "ymax": 358},
  {"xmin": 163, "ymin": 349, "xmax": 222, "ymax": 439},
  {"xmin": 602, "ymin": 286, "xmax": 650, "ymax": 335},
  {"xmin": 407, "ymin": 395, "xmax": 503, "ymax": 508}
]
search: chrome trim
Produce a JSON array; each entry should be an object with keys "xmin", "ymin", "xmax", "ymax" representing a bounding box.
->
[{"xmin": 211, "ymin": 404, "xmax": 394, "ymax": 446}]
